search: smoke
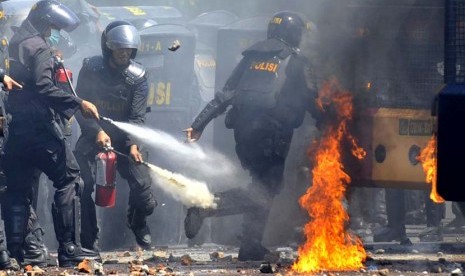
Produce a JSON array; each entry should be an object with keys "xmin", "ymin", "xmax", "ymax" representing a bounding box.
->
[
  {"xmin": 145, "ymin": 163, "xmax": 217, "ymax": 208},
  {"xmin": 111, "ymin": 121, "xmax": 243, "ymax": 189}
]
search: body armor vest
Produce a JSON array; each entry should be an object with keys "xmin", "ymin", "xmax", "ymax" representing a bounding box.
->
[
  {"xmin": 233, "ymin": 53, "xmax": 291, "ymax": 109},
  {"xmin": 83, "ymin": 56, "xmax": 145, "ymax": 122}
]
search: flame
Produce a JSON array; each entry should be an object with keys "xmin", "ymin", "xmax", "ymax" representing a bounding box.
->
[
  {"xmin": 293, "ymin": 78, "xmax": 366, "ymax": 273},
  {"xmin": 417, "ymin": 135, "xmax": 445, "ymax": 203}
]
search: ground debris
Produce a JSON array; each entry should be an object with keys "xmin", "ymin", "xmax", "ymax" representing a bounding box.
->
[
  {"xmin": 24, "ymin": 265, "xmax": 45, "ymax": 276},
  {"xmin": 377, "ymin": 268, "xmax": 389, "ymax": 276},
  {"xmin": 209, "ymin": 251, "xmax": 224, "ymax": 261},
  {"xmin": 180, "ymin": 254, "xmax": 193, "ymax": 266},
  {"xmin": 259, "ymin": 262, "xmax": 273, "ymax": 273},
  {"xmin": 77, "ymin": 258, "xmax": 104, "ymax": 274}
]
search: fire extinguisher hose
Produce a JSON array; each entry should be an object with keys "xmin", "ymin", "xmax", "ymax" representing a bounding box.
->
[{"xmin": 107, "ymin": 146, "xmax": 186, "ymax": 188}]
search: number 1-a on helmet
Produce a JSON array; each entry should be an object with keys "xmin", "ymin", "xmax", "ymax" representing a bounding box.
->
[
  {"xmin": 101, "ymin": 20, "xmax": 141, "ymax": 60},
  {"xmin": 27, "ymin": 0, "xmax": 80, "ymax": 34}
]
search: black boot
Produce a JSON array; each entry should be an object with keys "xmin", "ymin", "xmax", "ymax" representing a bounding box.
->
[
  {"xmin": 183, "ymin": 190, "xmax": 254, "ymax": 241},
  {"xmin": 52, "ymin": 198, "xmax": 101, "ymax": 267},
  {"xmin": 238, "ymin": 240, "xmax": 270, "ymax": 261},
  {"xmin": 0, "ymin": 229, "xmax": 19, "ymax": 271},
  {"xmin": 57, "ymin": 242, "xmax": 102, "ymax": 268},
  {"xmin": 127, "ymin": 208, "xmax": 151, "ymax": 249},
  {"xmin": 374, "ymin": 189, "xmax": 411, "ymax": 245},
  {"xmin": 0, "ymin": 250, "xmax": 19, "ymax": 271},
  {"xmin": 23, "ymin": 207, "xmax": 54, "ymax": 267},
  {"xmin": 184, "ymin": 207, "xmax": 206, "ymax": 239},
  {"xmin": 373, "ymin": 226, "xmax": 411, "ymax": 244},
  {"xmin": 23, "ymin": 226, "xmax": 49, "ymax": 267},
  {"xmin": 419, "ymin": 226, "xmax": 443, "ymax": 242},
  {"xmin": 237, "ymin": 208, "xmax": 270, "ymax": 261}
]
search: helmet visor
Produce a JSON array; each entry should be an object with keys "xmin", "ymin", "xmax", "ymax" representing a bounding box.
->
[
  {"xmin": 47, "ymin": 1, "xmax": 80, "ymax": 32},
  {"xmin": 105, "ymin": 25, "xmax": 141, "ymax": 50}
]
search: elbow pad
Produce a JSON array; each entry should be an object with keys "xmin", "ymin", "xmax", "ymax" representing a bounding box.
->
[{"xmin": 191, "ymin": 99, "xmax": 225, "ymax": 132}]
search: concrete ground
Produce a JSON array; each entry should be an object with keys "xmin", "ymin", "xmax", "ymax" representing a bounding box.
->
[{"xmin": 12, "ymin": 224, "xmax": 465, "ymax": 275}]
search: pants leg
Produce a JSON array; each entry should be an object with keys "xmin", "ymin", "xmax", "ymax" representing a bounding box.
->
[
  {"xmin": 385, "ymin": 188, "xmax": 406, "ymax": 232},
  {"xmin": 117, "ymin": 149, "xmax": 156, "ymax": 226},
  {"xmin": 425, "ymin": 191, "xmax": 445, "ymax": 227},
  {"xmin": 74, "ymin": 151, "xmax": 98, "ymax": 249}
]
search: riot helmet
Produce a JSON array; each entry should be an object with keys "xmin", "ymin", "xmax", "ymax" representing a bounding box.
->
[
  {"xmin": 101, "ymin": 20, "xmax": 141, "ymax": 61},
  {"xmin": 26, "ymin": 0, "xmax": 80, "ymax": 34},
  {"xmin": 267, "ymin": 11, "xmax": 306, "ymax": 48}
]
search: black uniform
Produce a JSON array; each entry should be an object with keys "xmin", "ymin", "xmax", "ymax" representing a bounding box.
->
[
  {"xmin": 186, "ymin": 37, "xmax": 318, "ymax": 260},
  {"xmin": 1, "ymin": 17, "xmax": 96, "ymax": 266},
  {"xmin": 74, "ymin": 55, "xmax": 155, "ymax": 249}
]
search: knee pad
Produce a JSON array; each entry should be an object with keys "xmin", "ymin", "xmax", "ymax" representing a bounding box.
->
[
  {"xmin": 131, "ymin": 193, "xmax": 156, "ymax": 216},
  {"xmin": 144, "ymin": 195, "xmax": 157, "ymax": 216},
  {"xmin": 75, "ymin": 177, "xmax": 84, "ymax": 197}
]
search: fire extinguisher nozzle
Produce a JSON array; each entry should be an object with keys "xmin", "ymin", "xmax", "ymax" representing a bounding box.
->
[{"xmin": 99, "ymin": 115, "xmax": 114, "ymax": 124}]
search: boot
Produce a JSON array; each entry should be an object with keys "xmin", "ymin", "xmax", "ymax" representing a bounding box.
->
[
  {"xmin": 23, "ymin": 207, "xmax": 54, "ymax": 267},
  {"xmin": 0, "ymin": 250, "xmax": 19, "ymax": 271},
  {"xmin": 57, "ymin": 242, "xmax": 102, "ymax": 268},
  {"xmin": 127, "ymin": 208, "xmax": 151, "ymax": 249},
  {"xmin": 238, "ymin": 239, "xmax": 270, "ymax": 261},
  {"xmin": 374, "ymin": 189, "xmax": 411, "ymax": 245},
  {"xmin": 237, "ymin": 208, "xmax": 271, "ymax": 261},
  {"xmin": 23, "ymin": 226, "xmax": 50, "ymax": 267},
  {"xmin": 184, "ymin": 190, "xmax": 259, "ymax": 240},
  {"xmin": 184, "ymin": 207, "xmax": 207, "ymax": 239},
  {"xmin": 419, "ymin": 226, "xmax": 443, "ymax": 242},
  {"xmin": 373, "ymin": 226, "xmax": 411, "ymax": 245},
  {"xmin": 52, "ymin": 198, "xmax": 101, "ymax": 267}
]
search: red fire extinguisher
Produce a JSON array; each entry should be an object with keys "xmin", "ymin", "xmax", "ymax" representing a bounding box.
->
[{"xmin": 94, "ymin": 149, "xmax": 117, "ymax": 208}]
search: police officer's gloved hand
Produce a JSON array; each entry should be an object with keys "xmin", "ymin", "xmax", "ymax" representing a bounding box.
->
[
  {"xmin": 80, "ymin": 100, "xmax": 99, "ymax": 119},
  {"xmin": 183, "ymin": 127, "xmax": 202, "ymax": 143},
  {"xmin": 2, "ymin": 75, "xmax": 22, "ymax": 91},
  {"xmin": 129, "ymin": 145, "xmax": 143, "ymax": 163},
  {"xmin": 96, "ymin": 130, "xmax": 111, "ymax": 148}
]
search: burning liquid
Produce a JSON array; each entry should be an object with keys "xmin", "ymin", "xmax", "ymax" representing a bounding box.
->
[
  {"xmin": 145, "ymin": 163, "xmax": 216, "ymax": 209},
  {"xmin": 293, "ymin": 78, "xmax": 366, "ymax": 273},
  {"xmin": 418, "ymin": 135, "xmax": 444, "ymax": 203}
]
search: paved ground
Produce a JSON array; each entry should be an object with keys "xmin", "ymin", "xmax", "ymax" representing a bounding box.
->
[{"xmin": 8, "ymin": 224, "xmax": 465, "ymax": 275}]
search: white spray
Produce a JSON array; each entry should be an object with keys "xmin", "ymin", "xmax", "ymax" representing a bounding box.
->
[
  {"xmin": 109, "ymin": 120, "xmax": 241, "ymax": 180},
  {"xmin": 145, "ymin": 163, "xmax": 217, "ymax": 209},
  {"xmin": 102, "ymin": 118, "xmax": 236, "ymax": 209}
]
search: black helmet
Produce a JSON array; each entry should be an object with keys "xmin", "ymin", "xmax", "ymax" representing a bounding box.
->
[
  {"xmin": 27, "ymin": 0, "xmax": 80, "ymax": 34},
  {"xmin": 267, "ymin": 11, "xmax": 306, "ymax": 48},
  {"xmin": 101, "ymin": 20, "xmax": 141, "ymax": 61}
]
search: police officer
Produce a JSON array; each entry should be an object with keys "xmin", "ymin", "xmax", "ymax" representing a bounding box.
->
[
  {"xmin": 0, "ymin": 70, "xmax": 22, "ymax": 270},
  {"xmin": 184, "ymin": 11, "xmax": 319, "ymax": 261},
  {"xmin": 0, "ymin": 17, "xmax": 54, "ymax": 267},
  {"xmin": 1, "ymin": 0, "xmax": 101, "ymax": 267},
  {"xmin": 74, "ymin": 20, "xmax": 156, "ymax": 250}
]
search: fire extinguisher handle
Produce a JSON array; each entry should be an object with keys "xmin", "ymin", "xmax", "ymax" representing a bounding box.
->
[
  {"xmin": 54, "ymin": 56, "xmax": 78, "ymax": 97},
  {"xmin": 103, "ymin": 143, "xmax": 114, "ymax": 152}
]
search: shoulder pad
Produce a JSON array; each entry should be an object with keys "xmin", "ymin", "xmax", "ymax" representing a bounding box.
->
[
  {"xmin": 83, "ymin": 55, "xmax": 104, "ymax": 72},
  {"xmin": 123, "ymin": 60, "xmax": 146, "ymax": 86}
]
